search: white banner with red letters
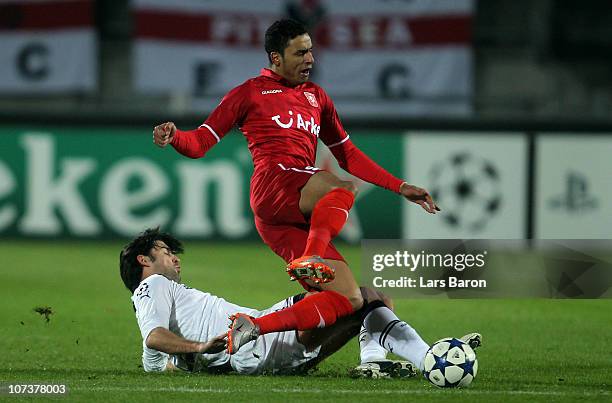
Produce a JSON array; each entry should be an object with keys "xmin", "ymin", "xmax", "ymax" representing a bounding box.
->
[
  {"xmin": 133, "ymin": 0, "xmax": 473, "ymax": 117},
  {"xmin": 0, "ymin": 0, "xmax": 96, "ymax": 94}
]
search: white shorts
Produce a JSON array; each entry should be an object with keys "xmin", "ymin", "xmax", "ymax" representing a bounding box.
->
[{"xmin": 229, "ymin": 297, "xmax": 321, "ymax": 375}]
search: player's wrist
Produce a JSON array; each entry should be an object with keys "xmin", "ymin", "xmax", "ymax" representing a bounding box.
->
[
  {"xmin": 398, "ymin": 181, "xmax": 408, "ymax": 194},
  {"xmin": 169, "ymin": 129, "xmax": 179, "ymax": 145}
]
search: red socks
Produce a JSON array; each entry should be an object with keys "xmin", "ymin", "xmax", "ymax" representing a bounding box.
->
[
  {"xmin": 251, "ymin": 189, "xmax": 356, "ymax": 335},
  {"xmin": 253, "ymin": 290, "xmax": 354, "ymax": 334},
  {"xmin": 304, "ymin": 188, "xmax": 355, "ymax": 257}
]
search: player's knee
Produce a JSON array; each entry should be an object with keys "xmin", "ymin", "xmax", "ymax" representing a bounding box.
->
[
  {"xmin": 380, "ymin": 292, "xmax": 394, "ymax": 311},
  {"xmin": 359, "ymin": 287, "xmax": 394, "ymax": 310},
  {"xmin": 346, "ymin": 291, "xmax": 364, "ymax": 311},
  {"xmin": 335, "ymin": 181, "xmax": 358, "ymax": 196},
  {"xmin": 332, "ymin": 287, "xmax": 364, "ymax": 311}
]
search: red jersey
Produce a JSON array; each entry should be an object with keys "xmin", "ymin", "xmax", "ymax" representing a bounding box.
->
[
  {"xmin": 176, "ymin": 68, "xmax": 349, "ymax": 168},
  {"xmin": 171, "ymin": 68, "xmax": 403, "ymax": 221}
]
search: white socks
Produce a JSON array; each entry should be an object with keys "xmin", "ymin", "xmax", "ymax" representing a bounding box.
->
[
  {"xmin": 359, "ymin": 325, "xmax": 388, "ymax": 364},
  {"xmin": 362, "ymin": 306, "xmax": 430, "ymax": 370}
]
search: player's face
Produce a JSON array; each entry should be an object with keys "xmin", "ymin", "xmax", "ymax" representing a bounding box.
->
[
  {"xmin": 279, "ymin": 34, "xmax": 314, "ymax": 86},
  {"xmin": 147, "ymin": 241, "xmax": 181, "ymax": 283}
]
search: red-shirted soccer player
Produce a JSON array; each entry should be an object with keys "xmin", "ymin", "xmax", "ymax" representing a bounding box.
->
[{"xmin": 152, "ymin": 20, "xmax": 448, "ymax": 377}]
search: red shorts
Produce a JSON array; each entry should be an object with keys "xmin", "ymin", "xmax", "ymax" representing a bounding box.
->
[
  {"xmin": 255, "ymin": 218, "xmax": 345, "ymax": 264},
  {"xmin": 251, "ymin": 164, "xmax": 345, "ymax": 289},
  {"xmin": 255, "ymin": 218, "xmax": 345, "ymax": 291},
  {"xmin": 251, "ymin": 163, "xmax": 320, "ymax": 226}
]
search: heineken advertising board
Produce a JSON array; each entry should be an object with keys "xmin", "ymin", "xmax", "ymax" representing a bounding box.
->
[
  {"xmin": 0, "ymin": 126, "xmax": 402, "ymax": 240},
  {"xmin": 2, "ymin": 126, "xmax": 610, "ymax": 240}
]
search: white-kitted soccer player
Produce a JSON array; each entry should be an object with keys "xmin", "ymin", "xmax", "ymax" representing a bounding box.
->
[
  {"xmin": 120, "ymin": 228, "xmax": 480, "ymax": 376},
  {"xmin": 120, "ymin": 228, "xmax": 369, "ymax": 374}
]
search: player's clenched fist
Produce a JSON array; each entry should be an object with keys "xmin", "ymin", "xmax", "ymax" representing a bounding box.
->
[{"xmin": 153, "ymin": 122, "xmax": 176, "ymax": 148}]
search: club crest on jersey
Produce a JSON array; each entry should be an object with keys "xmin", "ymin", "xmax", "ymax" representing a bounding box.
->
[{"xmin": 303, "ymin": 92, "xmax": 319, "ymax": 108}]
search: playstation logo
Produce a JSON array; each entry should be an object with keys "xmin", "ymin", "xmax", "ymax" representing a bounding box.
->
[{"xmin": 549, "ymin": 172, "xmax": 598, "ymax": 212}]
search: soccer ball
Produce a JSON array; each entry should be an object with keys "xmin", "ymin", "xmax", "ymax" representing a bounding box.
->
[{"xmin": 423, "ymin": 338, "xmax": 478, "ymax": 387}]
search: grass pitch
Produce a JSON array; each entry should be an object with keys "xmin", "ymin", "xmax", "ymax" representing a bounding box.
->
[{"xmin": 1, "ymin": 241, "xmax": 611, "ymax": 402}]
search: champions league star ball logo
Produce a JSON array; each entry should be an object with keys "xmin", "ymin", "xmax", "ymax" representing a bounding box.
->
[{"xmin": 429, "ymin": 152, "xmax": 502, "ymax": 232}]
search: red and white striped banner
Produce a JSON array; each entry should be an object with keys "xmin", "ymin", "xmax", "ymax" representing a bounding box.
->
[
  {"xmin": 133, "ymin": 0, "xmax": 473, "ymax": 117},
  {"xmin": 0, "ymin": 0, "xmax": 97, "ymax": 93}
]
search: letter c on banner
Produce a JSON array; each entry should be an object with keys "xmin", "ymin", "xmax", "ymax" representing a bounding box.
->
[
  {"xmin": 194, "ymin": 62, "xmax": 220, "ymax": 96},
  {"xmin": 378, "ymin": 64, "xmax": 411, "ymax": 99},
  {"xmin": 17, "ymin": 43, "xmax": 49, "ymax": 81}
]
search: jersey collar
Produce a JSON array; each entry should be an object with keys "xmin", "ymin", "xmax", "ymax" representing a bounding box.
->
[
  {"xmin": 260, "ymin": 68, "xmax": 306, "ymax": 88},
  {"xmin": 260, "ymin": 68, "xmax": 288, "ymax": 84}
]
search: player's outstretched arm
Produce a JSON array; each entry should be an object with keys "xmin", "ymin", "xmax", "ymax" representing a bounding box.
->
[
  {"xmin": 399, "ymin": 182, "xmax": 440, "ymax": 214},
  {"xmin": 152, "ymin": 122, "xmax": 176, "ymax": 148},
  {"xmin": 328, "ymin": 140, "xmax": 440, "ymax": 214},
  {"xmin": 146, "ymin": 327, "xmax": 227, "ymax": 355}
]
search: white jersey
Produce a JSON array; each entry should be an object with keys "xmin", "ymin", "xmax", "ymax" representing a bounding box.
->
[{"xmin": 131, "ymin": 274, "xmax": 318, "ymax": 374}]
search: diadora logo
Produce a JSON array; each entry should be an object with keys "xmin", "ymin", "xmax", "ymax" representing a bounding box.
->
[
  {"xmin": 261, "ymin": 89, "xmax": 283, "ymax": 95},
  {"xmin": 271, "ymin": 110, "xmax": 321, "ymax": 137}
]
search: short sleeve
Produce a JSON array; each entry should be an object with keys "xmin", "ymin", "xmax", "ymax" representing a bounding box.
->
[
  {"xmin": 202, "ymin": 82, "xmax": 251, "ymax": 140},
  {"xmin": 317, "ymin": 88, "xmax": 350, "ymax": 148},
  {"xmin": 132, "ymin": 275, "xmax": 173, "ymax": 341}
]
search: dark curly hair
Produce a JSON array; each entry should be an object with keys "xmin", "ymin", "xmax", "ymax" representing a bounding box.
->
[
  {"xmin": 264, "ymin": 19, "xmax": 308, "ymax": 63},
  {"xmin": 119, "ymin": 228, "xmax": 184, "ymax": 293}
]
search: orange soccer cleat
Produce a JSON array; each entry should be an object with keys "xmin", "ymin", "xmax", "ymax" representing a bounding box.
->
[{"xmin": 286, "ymin": 255, "xmax": 335, "ymax": 284}]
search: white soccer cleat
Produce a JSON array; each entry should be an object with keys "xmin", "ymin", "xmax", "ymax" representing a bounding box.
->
[
  {"xmin": 227, "ymin": 313, "xmax": 260, "ymax": 354},
  {"xmin": 349, "ymin": 360, "xmax": 417, "ymax": 379},
  {"xmin": 459, "ymin": 332, "xmax": 482, "ymax": 350}
]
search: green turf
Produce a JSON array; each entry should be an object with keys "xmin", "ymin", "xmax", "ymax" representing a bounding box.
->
[{"xmin": 1, "ymin": 241, "xmax": 611, "ymax": 402}]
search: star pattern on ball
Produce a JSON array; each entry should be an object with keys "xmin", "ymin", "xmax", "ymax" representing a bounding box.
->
[
  {"xmin": 448, "ymin": 338, "xmax": 465, "ymax": 349},
  {"xmin": 431, "ymin": 353, "xmax": 448, "ymax": 373},
  {"xmin": 459, "ymin": 359, "xmax": 476, "ymax": 376},
  {"xmin": 445, "ymin": 378, "xmax": 461, "ymax": 388},
  {"xmin": 424, "ymin": 337, "xmax": 478, "ymax": 388}
]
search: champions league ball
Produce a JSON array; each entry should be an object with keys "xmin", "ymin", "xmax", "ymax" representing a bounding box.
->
[{"xmin": 423, "ymin": 338, "xmax": 478, "ymax": 387}]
